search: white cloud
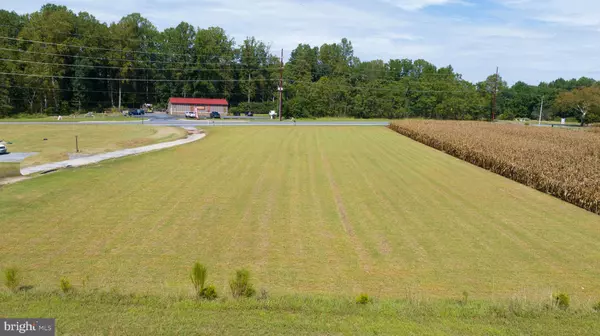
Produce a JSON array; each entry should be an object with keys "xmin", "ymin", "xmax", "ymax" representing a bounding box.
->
[
  {"xmin": 499, "ymin": 0, "xmax": 600, "ymax": 28},
  {"xmin": 382, "ymin": 0, "xmax": 466, "ymax": 11}
]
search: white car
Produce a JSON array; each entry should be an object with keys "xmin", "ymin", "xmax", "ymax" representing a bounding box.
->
[
  {"xmin": 185, "ymin": 111, "xmax": 197, "ymax": 119},
  {"xmin": 0, "ymin": 143, "xmax": 7, "ymax": 154}
]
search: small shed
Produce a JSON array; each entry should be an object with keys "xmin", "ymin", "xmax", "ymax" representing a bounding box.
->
[{"xmin": 167, "ymin": 98, "xmax": 229, "ymax": 117}]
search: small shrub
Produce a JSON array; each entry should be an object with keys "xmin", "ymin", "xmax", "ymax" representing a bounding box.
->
[
  {"xmin": 229, "ymin": 269, "xmax": 255, "ymax": 298},
  {"xmin": 60, "ymin": 277, "xmax": 73, "ymax": 294},
  {"xmin": 592, "ymin": 301, "xmax": 600, "ymax": 312},
  {"xmin": 4, "ymin": 268, "xmax": 19, "ymax": 292},
  {"xmin": 190, "ymin": 262, "xmax": 207, "ymax": 298},
  {"xmin": 199, "ymin": 285, "xmax": 218, "ymax": 301},
  {"xmin": 356, "ymin": 293, "xmax": 373, "ymax": 305},
  {"xmin": 553, "ymin": 293, "xmax": 570, "ymax": 310}
]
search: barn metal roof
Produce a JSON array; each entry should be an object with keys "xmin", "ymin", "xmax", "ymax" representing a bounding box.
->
[{"xmin": 168, "ymin": 97, "xmax": 228, "ymax": 105}]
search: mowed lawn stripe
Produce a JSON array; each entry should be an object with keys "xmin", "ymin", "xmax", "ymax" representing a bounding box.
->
[{"xmin": 1, "ymin": 127, "xmax": 599, "ymax": 300}]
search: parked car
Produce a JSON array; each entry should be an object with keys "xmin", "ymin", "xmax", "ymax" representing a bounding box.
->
[
  {"xmin": 0, "ymin": 143, "xmax": 7, "ymax": 154},
  {"xmin": 245, "ymin": 111, "xmax": 254, "ymax": 117},
  {"xmin": 185, "ymin": 111, "xmax": 197, "ymax": 119},
  {"xmin": 128, "ymin": 109, "xmax": 145, "ymax": 116},
  {"xmin": 210, "ymin": 111, "xmax": 221, "ymax": 119}
]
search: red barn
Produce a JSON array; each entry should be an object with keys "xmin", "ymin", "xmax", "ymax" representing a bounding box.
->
[{"xmin": 167, "ymin": 98, "xmax": 229, "ymax": 117}]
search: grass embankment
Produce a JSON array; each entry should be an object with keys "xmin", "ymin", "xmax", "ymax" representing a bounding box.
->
[
  {"xmin": 389, "ymin": 120, "xmax": 600, "ymax": 214},
  {"xmin": 0, "ymin": 125, "xmax": 186, "ymax": 167},
  {"xmin": 1, "ymin": 127, "xmax": 599, "ymax": 300},
  {"xmin": 1, "ymin": 291, "xmax": 598, "ymax": 335}
]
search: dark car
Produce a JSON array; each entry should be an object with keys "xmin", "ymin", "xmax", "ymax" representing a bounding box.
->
[
  {"xmin": 210, "ymin": 111, "xmax": 221, "ymax": 119},
  {"xmin": 128, "ymin": 109, "xmax": 145, "ymax": 116},
  {"xmin": 245, "ymin": 111, "xmax": 254, "ymax": 117}
]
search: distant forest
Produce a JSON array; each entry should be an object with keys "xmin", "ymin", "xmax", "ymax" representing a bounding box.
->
[{"xmin": 1, "ymin": 4, "xmax": 599, "ymax": 123}]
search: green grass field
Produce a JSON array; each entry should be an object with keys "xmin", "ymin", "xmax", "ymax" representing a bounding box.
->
[
  {"xmin": 0, "ymin": 125, "xmax": 186, "ymax": 167},
  {"xmin": 1, "ymin": 127, "xmax": 598, "ymax": 301}
]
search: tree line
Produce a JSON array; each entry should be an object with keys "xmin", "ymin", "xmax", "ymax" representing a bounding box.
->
[{"xmin": 0, "ymin": 4, "xmax": 599, "ymax": 124}]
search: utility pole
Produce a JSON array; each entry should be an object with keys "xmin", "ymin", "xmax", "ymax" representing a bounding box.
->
[
  {"xmin": 248, "ymin": 73, "xmax": 251, "ymax": 104},
  {"xmin": 538, "ymin": 95, "xmax": 544, "ymax": 125},
  {"xmin": 491, "ymin": 66, "xmax": 499, "ymax": 121},
  {"xmin": 118, "ymin": 83, "xmax": 122, "ymax": 111},
  {"xmin": 279, "ymin": 48, "xmax": 283, "ymax": 121}
]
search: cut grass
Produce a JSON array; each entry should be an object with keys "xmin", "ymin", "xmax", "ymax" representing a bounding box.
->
[
  {"xmin": 0, "ymin": 127, "xmax": 599, "ymax": 301},
  {"xmin": 0, "ymin": 124, "xmax": 187, "ymax": 167},
  {"xmin": 1, "ymin": 291, "xmax": 599, "ymax": 335}
]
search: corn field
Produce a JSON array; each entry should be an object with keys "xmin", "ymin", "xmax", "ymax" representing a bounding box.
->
[{"xmin": 389, "ymin": 120, "xmax": 600, "ymax": 215}]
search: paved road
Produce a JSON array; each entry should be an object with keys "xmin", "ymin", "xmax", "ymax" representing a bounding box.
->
[
  {"xmin": 0, "ymin": 152, "xmax": 38, "ymax": 163},
  {"xmin": 0, "ymin": 114, "xmax": 389, "ymax": 127}
]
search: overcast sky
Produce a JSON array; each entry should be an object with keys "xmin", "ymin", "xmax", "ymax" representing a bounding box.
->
[{"xmin": 2, "ymin": 0, "xmax": 600, "ymax": 84}]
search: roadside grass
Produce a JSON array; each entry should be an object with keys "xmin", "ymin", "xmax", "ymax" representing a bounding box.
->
[
  {"xmin": 1, "ymin": 291, "xmax": 598, "ymax": 335},
  {"xmin": 0, "ymin": 124, "xmax": 186, "ymax": 167},
  {"xmin": 0, "ymin": 114, "xmax": 139, "ymax": 122},
  {"xmin": 0, "ymin": 127, "xmax": 599, "ymax": 300},
  {"xmin": 296, "ymin": 117, "xmax": 391, "ymax": 121}
]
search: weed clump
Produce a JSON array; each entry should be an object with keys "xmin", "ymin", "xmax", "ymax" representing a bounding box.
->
[
  {"xmin": 200, "ymin": 285, "xmax": 218, "ymax": 301},
  {"xmin": 189, "ymin": 262, "xmax": 217, "ymax": 300},
  {"xmin": 60, "ymin": 277, "xmax": 73, "ymax": 294},
  {"xmin": 229, "ymin": 269, "xmax": 255, "ymax": 298},
  {"xmin": 3, "ymin": 268, "xmax": 19, "ymax": 292},
  {"xmin": 356, "ymin": 293, "xmax": 373, "ymax": 305},
  {"xmin": 553, "ymin": 293, "xmax": 570, "ymax": 310},
  {"xmin": 190, "ymin": 262, "xmax": 208, "ymax": 298},
  {"xmin": 592, "ymin": 301, "xmax": 600, "ymax": 312}
]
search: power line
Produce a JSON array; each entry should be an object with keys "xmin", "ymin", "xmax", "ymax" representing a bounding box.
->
[
  {"xmin": 0, "ymin": 57, "xmax": 279, "ymax": 72},
  {"xmin": 0, "ymin": 47, "xmax": 281, "ymax": 67},
  {"xmin": 0, "ymin": 47, "xmax": 195, "ymax": 65},
  {"xmin": 289, "ymin": 80, "xmax": 476, "ymax": 94},
  {"xmin": 0, "ymin": 36, "xmax": 193, "ymax": 58},
  {"xmin": 0, "ymin": 72, "xmax": 281, "ymax": 82},
  {"xmin": 0, "ymin": 84, "xmax": 268, "ymax": 97}
]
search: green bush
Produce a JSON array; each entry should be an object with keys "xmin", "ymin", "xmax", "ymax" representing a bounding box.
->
[
  {"xmin": 356, "ymin": 293, "xmax": 373, "ymax": 305},
  {"xmin": 199, "ymin": 285, "xmax": 218, "ymax": 301},
  {"xmin": 60, "ymin": 277, "xmax": 73, "ymax": 294},
  {"xmin": 592, "ymin": 301, "xmax": 600, "ymax": 312},
  {"xmin": 229, "ymin": 269, "xmax": 255, "ymax": 298},
  {"xmin": 553, "ymin": 293, "xmax": 570, "ymax": 310},
  {"xmin": 4, "ymin": 267, "xmax": 20, "ymax": 292},
  {"xmin": 190, "ymin": 262, "xmax": 208, "ymax": 298}
]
